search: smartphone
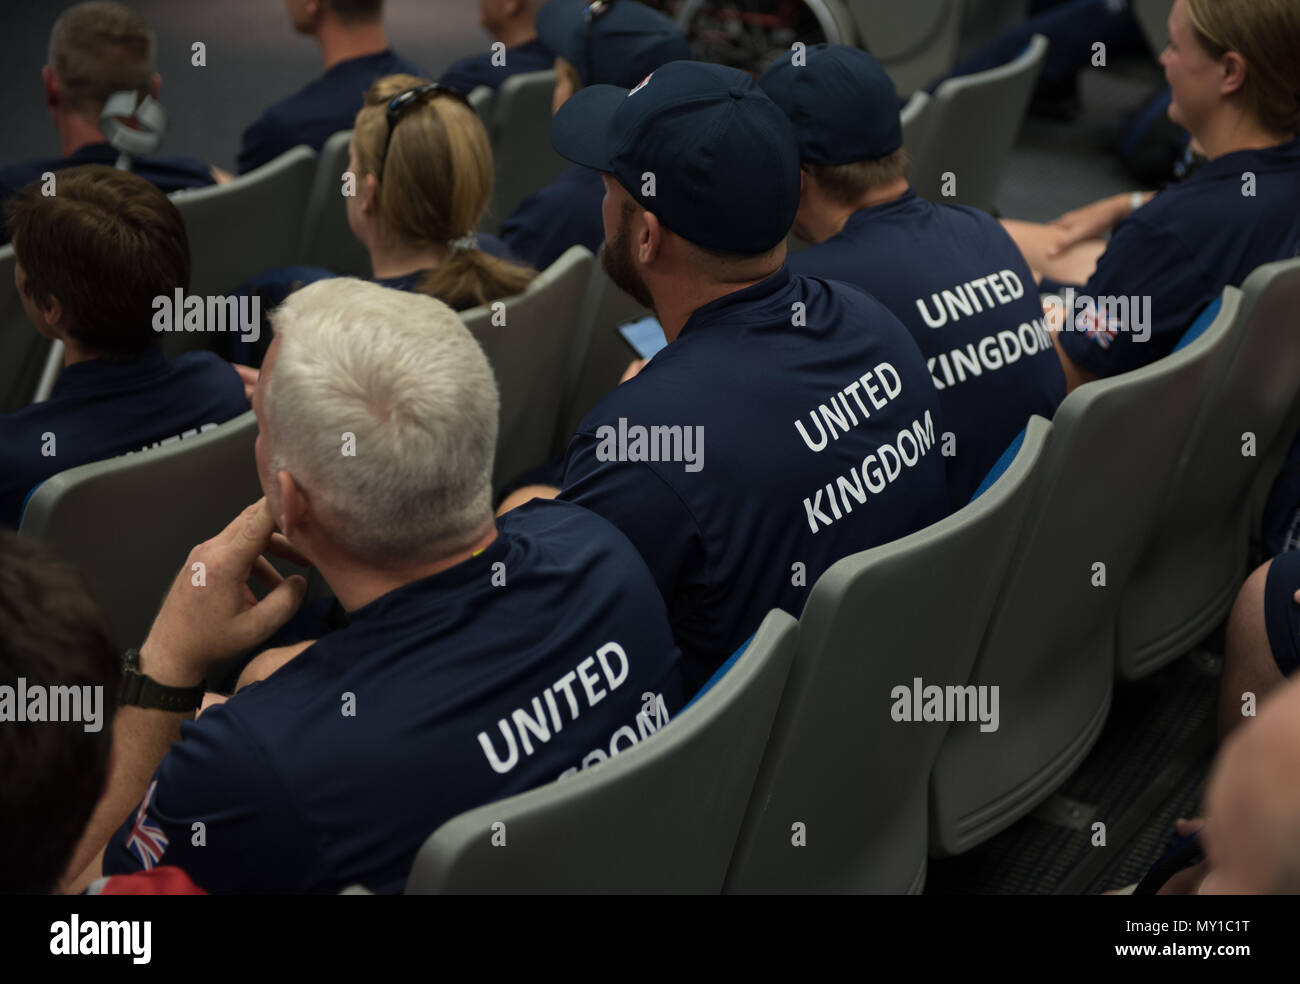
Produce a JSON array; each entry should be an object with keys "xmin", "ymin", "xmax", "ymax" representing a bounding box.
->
[{"xmin": 617, "ymin": 316, "xmax": 668, "ymax": 361}]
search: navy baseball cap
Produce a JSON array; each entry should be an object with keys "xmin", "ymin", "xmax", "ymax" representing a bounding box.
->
[
  {"xmin": 551, "ymin": 60, "xmax": 801, "ymax": 255},
  {"xmin": 537, "ymin": 0, "xmax": 690, "ymax": 89},
  {"xmin": 758, "ymin": 43, "xmax": 902, "ymax": 165}
]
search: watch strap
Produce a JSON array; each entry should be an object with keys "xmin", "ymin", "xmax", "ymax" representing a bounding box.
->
[{"xmin": 119, "ymin": 648, "xmax": 205, "ymax": 712}]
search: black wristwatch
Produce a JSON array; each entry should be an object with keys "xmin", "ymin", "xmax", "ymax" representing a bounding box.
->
[{"xmin": 119, "ymin": 648, "xmax": 205, "ymax": 712}]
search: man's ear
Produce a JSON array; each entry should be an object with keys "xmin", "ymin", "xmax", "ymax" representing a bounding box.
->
[
  {"xmin": 362, "ymin": 172, "xmax": 379, "ymax": 214},
  {"xmin": 37, "ymin": 294, "xmax": 64, "ymax": 336},
  {"xmin": 1220, "ymin": 51, "xmax": 1248, "ymax": 98},
  {"xmin": 277, "ymin": 469, "xmax": 310, "ymax": 541},
  {"xmin": 42, "ymin": 65, "xmax": 59, "ymax": 109},
  {"xmin": 638, "ymin": 209, "xmax": 662, "ymax": 266}
]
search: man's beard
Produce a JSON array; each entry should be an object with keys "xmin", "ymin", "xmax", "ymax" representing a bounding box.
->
[{"xmin": 602, "ymin": 221, "xmax": 656, "ymax": 311}]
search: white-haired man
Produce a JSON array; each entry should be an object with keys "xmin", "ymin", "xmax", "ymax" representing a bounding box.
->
[{"xmin": 64, "ymin": 279, "xmax": 683, "ymax": 894}]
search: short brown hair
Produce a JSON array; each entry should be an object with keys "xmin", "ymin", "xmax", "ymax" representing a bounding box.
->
[
  {"xmin": 48, "ymin": 1, "xmax": 154, "ymax": 115},
  {"xmin": 0, "ymin": 531, "xmax": 119, "ymax": 894},
  {"xmin": 354, "ymin": 74, "xmax": 536, "ymax": 309},
  {"xmin": 7, "ymin": 165, "xmax": 191, "ymax": 359},
  {"xmin": 803, "ymin": 147, "xmax": 911, "ymax": 209},
  {"xmin": 1185, "ymin": 0, "xmax": 1300, "ymax": 136}
]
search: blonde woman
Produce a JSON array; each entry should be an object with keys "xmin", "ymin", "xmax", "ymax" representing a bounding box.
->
[{"xmin": 1002, "ymin": 0, "xmax": 1300, "ymax": 391}]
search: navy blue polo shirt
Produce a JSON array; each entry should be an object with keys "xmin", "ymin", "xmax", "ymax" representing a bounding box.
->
[
  {"xmin": 1058, "ymin": 136, "xmax": 1300, "ymax": 377},
  {"xmin": 439, "ymin": 38, "xmax": 554, "ymax": 93},
  {"xmin": 501, "ymin": 164, "xmax": 605, "ymax": 272},
  {"xmin": 787, "ymin": 190, "xmax": 1065, "ymax": 504},
  {"xmin": 560, "ymin": 267, "xmax": 950, "ymax": 691},
  {"xmin": 0, "ymin": 347, "xmax": 246, "ymax": 528},
  {"xmin": 0, "ymin": 143, "xmax": 214, "ymax": 242},
  {"xmin": 237, "ymin": 49, "xmax": 425, "ymax": 174},
  {"xmin": 102, "ymin": 499, "xmax": 684, "ymax": 894}
]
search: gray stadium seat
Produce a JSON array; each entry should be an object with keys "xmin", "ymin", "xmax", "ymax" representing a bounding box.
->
[
  {"xmin": 900, "ymin": 90, "xmax": 935, "ymax": 164},
  {"xmin": 459, "ymin": 245, "xmax": 594, "ymax": 492},
  {"xmin": 845, "ymin": 0, "xmax": 965, "ymax": 96},
  {"xmin": 17, "ymin": 411, "xmax": 261, "ymax": 649},
  {"xmin": 467, "ymin": 84, "xmax": 497, "ymax": 124},
  {"xmin": 297, "ymin": 130, "xmax": 372, "ymax": 279},
  {"xmin": 167, "ymin": 146, "xmax": 318, "ymax": 354},
  {"xmin": 724, "ymin": 418, "xmax": 1050, "ymax": 894},
  {"xmin": 404, "ymin": 608, "xmax": 798, "ymax": 893},
  {"xmin": 930, "ymin": 323, "xmax": 1217, "ymax": 855},
  {"xmin": 1132, "ymin": 0, "xmax": 1172, "ymax": 57},
  {"xmin": 1119, "ymin": 259, "xmax": 1300, "ymax": 679},
  {"xmin": 32, "ymin": 340, "xmax": 64, "ymax": 403},
  {"xmin": 482, "ymin": 70, "xmax": 568, "ymax": 235},
  {"xmin": 0, "ymin": 244, "xmax": 55, "ymax": 413},
  {"xmin": 909, "ymin": 33, "xmax": 1047, "ymax": 213},
  {"xmin": 554, "ymin": 248, "xmax": 650, "ymax": 455}
]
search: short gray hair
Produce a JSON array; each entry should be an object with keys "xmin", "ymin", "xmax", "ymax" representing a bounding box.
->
[{"xmin": 265, "ymin": 279, "xmax": 499, "ymax": 563}]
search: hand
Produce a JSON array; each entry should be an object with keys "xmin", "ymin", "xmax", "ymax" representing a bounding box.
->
[
  {"xmin": 1174, "ymin": 816, "xmax": 1205, "ymax": 837},
  {"xmin": 1046, "ymin": 194, "xmax": 1132, "ymax": 257},
  {"xmin": 140, "ymin": 499, "xmax": 310, "ymax": 687},
  {"xmin": 621, "ymin": 358, "xmax": 648, "ymax": 383},
  {"xmin": 232, "ymin": 363, "xmax": 260, "ymax": 402}
]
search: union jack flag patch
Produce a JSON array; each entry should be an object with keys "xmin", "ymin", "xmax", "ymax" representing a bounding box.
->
[{"xmin": 125, "ymin": 780, "xmax": 169, "ymax": 870}]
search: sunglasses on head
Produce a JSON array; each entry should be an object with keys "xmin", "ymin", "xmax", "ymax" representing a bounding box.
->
[
  {"xmin": 377, "ymin": 83, "xmax": 470, "ymax": 179},
  {"xmin": 584, "ymin": 0, "xmax": 615, "ymax": 87}
]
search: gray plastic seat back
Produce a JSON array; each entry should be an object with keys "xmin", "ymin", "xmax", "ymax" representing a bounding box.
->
[
  {"xmin": 459, "ymin": 246, "xmax": 594, "ymax": 491},
  {"xmin": 167, "ymin": 146, "xmax": 318, "ymax": 355},
  {"xmin": 910, "ymin": 33, "xmax": 1047, "ymax": 212},
  {"xmin": 17, "ymin": 411, "xmax": 261, "ymax": 649},
  {"xmin": 467, "ymin": 84, "xmax": 497, "ymax": 123},
  {"xmin": 1132, "ymin": 0, "xmax": 1172, "ymax": 56},
  {"xmin": 405, "ymin": 609, "xmax": 798, "ymax": 893},
  {"xmin": 900, "ymin": 90, "xmax": 936, "ymax": 166},
  {"xmin": 555, "ymin": 249, "xmax": 650, "ymax": 454},
  {"xmin": 483, "ymin": 70, "xmax": 567, "ymax": 235},
  {"xmin": 1120, "ymin": 259, "xmax": 1300, "ymax": 678},
  {"xmin": 0, "ymin": 244, "xmax": 54, "ymax": 412},
  {"xmin": 298, "ymin": 130, "xmax": 371, "ymax": 278},
  {"xmin": 930, "ymin": 328, "xmax": 1216, "ymax": 855},
  {"xmin": 725, "ymin": 418, "xmax": 1050, "ymax": 894},
  {"xmin": 846, "ymin": 0, "xmax": 964, "ymax": 95}
]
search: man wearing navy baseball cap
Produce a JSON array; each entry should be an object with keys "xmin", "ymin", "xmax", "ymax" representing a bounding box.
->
[
  {"xmin": 521, "ymin": 60, "xmax": 951, "ymax": 692},
  {"xmin": 500, "ymin": 0, "xmax": 689, "ymax": 271},
  {"xmin": 761, "ymin": 44, "xmax": 1064, "ymax": 506}
]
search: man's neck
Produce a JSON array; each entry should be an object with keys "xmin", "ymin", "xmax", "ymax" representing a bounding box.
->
[
  {"xmin": 654, "ymin": 263, "xmax": 783, "ymax": 344},
  {"xmin": 812, "ymin": 178, "xmax": 910, "ymax": 243},
  {"xmin": 316, "ymin": 19, "xmax": 390, "ymax": 72},
  {"xmin": 56, "ymin": 112, "xmax": 107, "ymax": 158},
  {"xmin": 494, "ymin": 24, "xmax": 537, "ymax": 50},
  {"xmin": 61, "ymin": 337, "xmax": 100, "ymax": 368},
  {"xmin": 316, "ymin": 521, "xmax": 499, "ymax": 612}
]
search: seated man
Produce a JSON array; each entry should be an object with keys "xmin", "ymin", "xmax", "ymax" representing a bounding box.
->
[
  {"xmin": 761, "ymin": 44, "xmax": 1065, "ymax": 505},
  {"xmin": 1217, "ymin": 551, "xmax": 1300, "ymax": 740},
  {"xmin": 1001, "ymin": 0, "xmax": 1300, "ymax": 390},
  {"xmin": 236, "ymin": 0, "xmax": 424, "ymax": 173},
  {"xmin": 0, "ymin": 532, "xmax": 204, "ymax": 895},
  {"xmin": 499, "ymin": 0, "xmax": 688, "ymax": 272},
  {"xmin": 0, "ymin": 166, "xmax": 247, "ymax": 529},
  {"xmin": 0, "ymin": 1, "xmax": 221, "ymax": 237},
  {"xmin": 512, "ymin": 61, "xmax": 951, "ymax": 693},
  {"xmin": 64, "ymin": 279, "xmax": 684, "ymax": 894},
  {"xmin": 439, "ymin": 0, "xmax": 553, "ymax": 93}
]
